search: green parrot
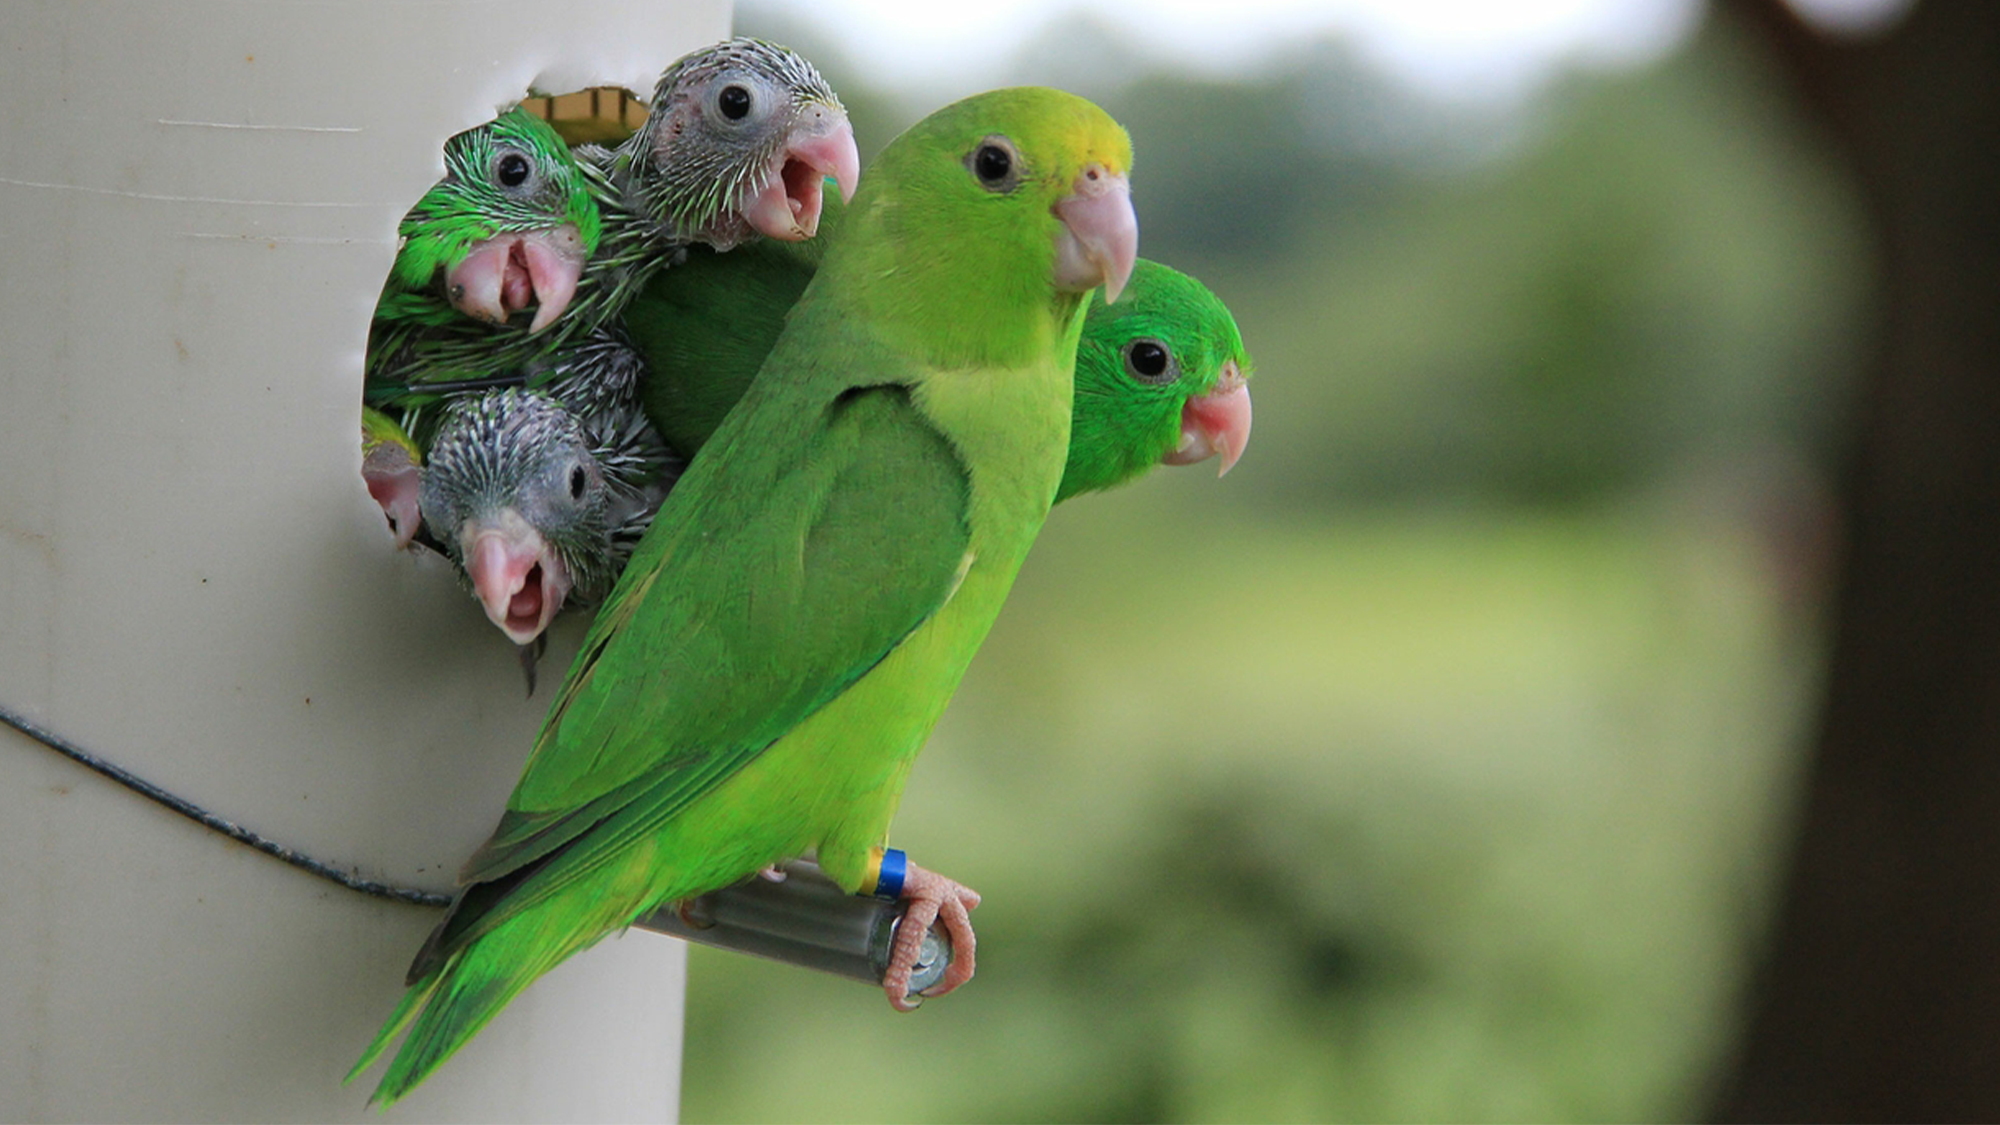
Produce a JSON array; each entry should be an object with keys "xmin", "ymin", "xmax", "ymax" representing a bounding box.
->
[
  {"xmin": 1063, "ymin": 258, "xmax": 1253, "ymax": 491},
  {"xmin": 349, "ymin": 85, "xmax": 1138, "ymax": 1107},
  {"xmin": 373, "ymin": 107, "xmax": 602, "ymax": 336},
  {"xmin": 625, "ymin": 201, "xmax": 1253, "ymax": 497},
  {"xmin": 366, "ymin": 37, "xmax": 860, "ymax": 404}
]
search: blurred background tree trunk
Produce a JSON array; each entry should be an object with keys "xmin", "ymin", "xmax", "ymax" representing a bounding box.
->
[{"xmin": 1711, "ymin": 1, "xmax": 2000, "ymax": 1119}]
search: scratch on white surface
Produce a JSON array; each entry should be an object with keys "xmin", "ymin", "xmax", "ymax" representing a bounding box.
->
[
  {"xmin": 0, "ymin": 175, "xmax": 388, "ymax": 208},
  {"xmin": 156, "ymin": 119, "xmax": 363, "ymax": 134}
]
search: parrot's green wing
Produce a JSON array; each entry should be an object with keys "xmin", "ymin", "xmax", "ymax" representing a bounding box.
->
[
  {"xmin": 624, "ymin": 194, "xmax": 842, "ymax": 453},
  {"xmin": 414, "ymin": 331, "xmax": 971, "ymax": 968}
]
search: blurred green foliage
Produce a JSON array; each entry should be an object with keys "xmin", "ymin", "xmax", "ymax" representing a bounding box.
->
[{"xmin": 678, "ymin": 7, "xmax": 1865, "ymax": 1121}]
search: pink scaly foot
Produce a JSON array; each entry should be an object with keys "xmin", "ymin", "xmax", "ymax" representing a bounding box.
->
[{"xmin": 883, "ymin": 862, "xmax": 979, "ymax": 1012}]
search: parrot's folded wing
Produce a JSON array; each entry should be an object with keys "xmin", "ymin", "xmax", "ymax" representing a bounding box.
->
[{"xmin": 416, "ymin": 380, "xmax": 971, "ymax": 969}]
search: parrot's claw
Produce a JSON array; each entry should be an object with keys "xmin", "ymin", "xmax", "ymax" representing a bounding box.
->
[{"xmin": 884, "ymin": 862, "xmax": 978, "ymax": 1012}]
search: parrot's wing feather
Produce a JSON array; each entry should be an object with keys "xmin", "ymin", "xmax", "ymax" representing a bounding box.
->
[{"xmin": 419, "ymin": 377, "xmax": 970, "ymax": 966}]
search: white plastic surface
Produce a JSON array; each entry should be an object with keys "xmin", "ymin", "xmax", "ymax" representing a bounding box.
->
[{"xmin": 0, "ymin": 2, "xmax": 729, "ymax": 1119}]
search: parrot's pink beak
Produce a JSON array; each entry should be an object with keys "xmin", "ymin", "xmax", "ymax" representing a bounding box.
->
[
  {"xmin": 1164, "ymin": 359, "xmax": 1253, "ymax": 476},
  {"xmin": 361, "ymin": 444, "xmax": 423, "ymax": 550},
  {"xmin": 1053, "ymin": 163, "xmax": 1137, "ymax": 303},
  {"xmin": 463, "ymin": 514, "xmax": 573, "ymax": 645},
  {"xmin": 445, "ymin": 224, "xmax": 588, "ymax": 334},
  {"xmin": 743, "ymin": 108, "xmax": 860, "ymax": 242}
]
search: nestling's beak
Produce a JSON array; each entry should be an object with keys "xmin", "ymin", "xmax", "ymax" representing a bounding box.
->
[
  {"xmin": 445, "ymin": 224, "xmax": 588, "ymax": 334},
  {"xmin": 462, "ymin": 510, "xmax": 573, "ymax": 645},
  {"xmin": 1165, "ymin": 359, "xmax": 1253, "ymax": 476},
  {"xmin": 1053, "ymin": 163, "xmax": 1137, "ymax": 303},
  {"xmin": 743, "ymin": 108, "xmax": 861, "ymax": 241},
  {"xmin": 362, "ymin": 443, "xmax": 423, "ymax": 550}
]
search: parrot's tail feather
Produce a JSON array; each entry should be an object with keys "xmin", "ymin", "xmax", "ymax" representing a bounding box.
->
[
  {"xmin": 360, "ymin": 916, "xmax": 603, "ymax": 1107},
  {"xmin": 346, "ymin": 971, "xmax": 442, "ymax": 1086}
]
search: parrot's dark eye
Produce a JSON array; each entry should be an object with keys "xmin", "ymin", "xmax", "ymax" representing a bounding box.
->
[
  {"xmin": 717, "ymin": 84, "xmax": 753, "ymax": 120},
  {"xmin": 1122, "ymin": 338, "xmax": 1178, "ymax": 385},
  {"xmin": 568, "ymin": 464, "xmax": 588, "ymax": 500},
  {"xmin": 496, "ymin": 152, "xmax": 532, "ymax": 188},
  {"xmin": 967, "ymin": 136, "xmax": 1020, "ymax": 193}
]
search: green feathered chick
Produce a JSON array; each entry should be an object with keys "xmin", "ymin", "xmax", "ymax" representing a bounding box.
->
[{"xmin": 374, "ymin": 107, "xmax": 602, "ymax": 336}]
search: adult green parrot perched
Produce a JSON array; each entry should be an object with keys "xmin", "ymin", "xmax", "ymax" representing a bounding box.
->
[
  {"xmin": 350, "ymin": 85, "xmax": 1138, "ymax": 1106},
  {"xmin": 624, "ymin": 203, "xmax": 1254, "ymax": 495},
  {"xmin": 366, "ymin": 37, "xmax": 860, "ymax": 405}
]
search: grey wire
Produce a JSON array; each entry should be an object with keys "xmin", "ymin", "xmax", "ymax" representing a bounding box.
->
[{"xmin": 0, "ymin": 700, "xmax": 452, "ymax": 909}]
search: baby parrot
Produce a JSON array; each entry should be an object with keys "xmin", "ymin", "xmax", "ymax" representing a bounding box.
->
[
  {"xmin": 350, "ymin": 86, "xmax": 1137, "ymax": 1106},
  {"xmin": 360, "ymin": 405, "xmax": 427, "ymax": 550},
  {"xmin": 373, "ymin": 108, "xmax": 601, "ymax": 337},
  {"xmin": 418, "ymin": 390, "xmax": 614, "ymax": 649},
  {"xmin": 417, "ymin": 381, "xmax": 677, "ymax": 663}
]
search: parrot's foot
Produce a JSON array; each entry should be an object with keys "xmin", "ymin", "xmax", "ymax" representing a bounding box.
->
[
  {"xmin": 757, "ymin": 865, "xmax": 788, "ymax": 882},
  {"xmin": 884, "ymin": 863, "xmax": 978, "ymax": 1012}
]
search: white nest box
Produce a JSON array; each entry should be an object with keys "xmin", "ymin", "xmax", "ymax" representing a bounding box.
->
[{"xmin": 0, "ymin": 2, "xmax": 730, "ymax": 1118}]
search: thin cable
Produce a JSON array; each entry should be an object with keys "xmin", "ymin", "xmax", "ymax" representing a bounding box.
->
[{"xmin": 0, "ymin": 700, "xmax": 452, "ymax": 908}]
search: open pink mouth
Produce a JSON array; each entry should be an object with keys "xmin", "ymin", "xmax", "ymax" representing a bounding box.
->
[
  {"xmin": 498, "ymin": 242, "xmax": 536, "ymax": 317},
  {"xmin": 445, "ymin": 225, "xmax": 587, "ymax": 333},
  {"xmin": 465, "ymin": 521, "xmax": 573, "ymax": 646},
  {"xmin": 741, "ymin": 115, "xmax": 859, "ymax": 242},
  {"xmin": 506, "ymin": 562, "xmax": 546, "ymax": 636}
]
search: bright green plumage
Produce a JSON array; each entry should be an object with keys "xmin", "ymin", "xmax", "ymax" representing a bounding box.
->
[
  {"xmin": 625, "ymin": 208, "xmax": 1250, "ymax": 501},
  {"xmin": 1063, "ymin": 259, "xmax": 1251, "ymax": 498},
  {"xmin": 621, "ymin": 199, "xmax": 843, "ymax": 456},
  {"xmin": 351, "ymin": 87, "xmax": 1135, "ymax": 1105},
  {"xmin": 376, "ymin": 108, "xmax": 601, "ymax": 327}
]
